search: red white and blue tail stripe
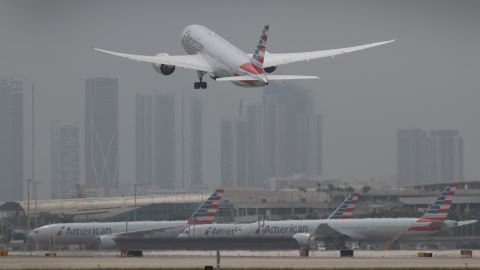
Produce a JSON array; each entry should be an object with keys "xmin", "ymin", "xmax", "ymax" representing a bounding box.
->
[
  {"xmin": 188, "ymin": 188, "xmax": 224, "ymax": 225},
  {"xmin": 418, "ymin": 186, "xmax": 456, "ymax": 222},
  {"xmin": 251, "ymin": 25, "xmax": 269, "ymax": 71},
  {"xmin": 328, "ymin": 192, "xmax": 360, "ymax": 219}
]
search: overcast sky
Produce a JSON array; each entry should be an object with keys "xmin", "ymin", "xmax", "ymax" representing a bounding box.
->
[{"xmin": 1, "ymin": 0, "xmax": 479, "ymax": 198}]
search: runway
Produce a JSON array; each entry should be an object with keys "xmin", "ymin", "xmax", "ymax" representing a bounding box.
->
[{"xmin": 1, "ymin": 250, "xmax": 478, "ymax": 269}]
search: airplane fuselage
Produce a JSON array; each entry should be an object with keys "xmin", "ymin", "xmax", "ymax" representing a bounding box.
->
[
  {"xmin": 28, "ymin": 221, "xmax": 186, "ymax": 246},
  {"xmin": 181, "ymin": 25, "xmax": 266, "ymax": 87},
  {"xmin": 179, "ymin": 218, "xmax": 457, "ymax": 242}
]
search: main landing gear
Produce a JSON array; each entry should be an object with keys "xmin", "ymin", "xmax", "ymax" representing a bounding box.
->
[{"xmin": 194, "ymin": 71, "xmax": 207, "ymax": 89}]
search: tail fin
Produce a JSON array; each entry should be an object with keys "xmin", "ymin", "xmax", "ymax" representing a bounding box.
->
[
  {"xmin": 328, "ymin": 192, "xmax": 360, "ymax": 219},
  {"xmin": 251, "ymin": 25, "xmax": 269, "ymax": 70},
  {"xmin": 419, "ymin": 186, "xmax": 456, "ymax": 221},
  {"xmin": 188, "ymin": 188, "xmax": 224, "ymax": 225}
]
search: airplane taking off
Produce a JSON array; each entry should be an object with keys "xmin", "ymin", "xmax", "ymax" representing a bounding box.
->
[
  {"xmin": 94, "ymin": 25, "xmax": 395, "ymax": 89},
  {"xmin": 27, "ymin": 188, "xmax": 224, "ymax": 249}
]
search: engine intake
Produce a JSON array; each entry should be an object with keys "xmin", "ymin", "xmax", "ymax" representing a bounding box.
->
[
  {"xmin": 153, "ymin": 64, "xmax": 175, "ymax": 75},
  {"xmin": 263, "ymin": 66, "xmax": 277, "ymax": 73},
  {"xmin": 96, "ymin": 235, "xmax": 117, "ymax": 250}
]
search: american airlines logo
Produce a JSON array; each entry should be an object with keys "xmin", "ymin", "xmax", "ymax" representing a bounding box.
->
[
  {"xmin": 64, "ymin": 227, "xmax": 113, "ymax": 236},
  {"xmin": 258, "ymin": 224, "xmax": 309, "ymax": 235},
  {"xmin": 204, "ymin": 226, "xmax": 240, "ymax": 236},
  {"xmin": 182, "ymin": 32, "xmax": 204, "ymax": 52}
]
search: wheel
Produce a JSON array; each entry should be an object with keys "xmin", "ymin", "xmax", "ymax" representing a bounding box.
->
[
  {"xmin": 201, "ymin": 82, "xmax": 207, "ymax": 89},
  {"xmin": 194, "ymin": 82, "xmax": 200, "ymax": 89}
]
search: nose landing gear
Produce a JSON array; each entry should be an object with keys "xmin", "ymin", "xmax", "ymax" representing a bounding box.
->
[{"xmin": 194, "ymin": 71, "xmax": 207, "ymax": 89}]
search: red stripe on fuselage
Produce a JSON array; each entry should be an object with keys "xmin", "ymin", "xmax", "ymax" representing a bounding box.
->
[
  {"xmin": 408, "ymin": 226, "xmax": 442, "ymax": 232},
  {"xmin": 416, "ymin": 217, "xmax": 447, "ymax": 222},
  {"xmin": 240, "ymin": 63, "xmax": 264, "ymax": 75}
]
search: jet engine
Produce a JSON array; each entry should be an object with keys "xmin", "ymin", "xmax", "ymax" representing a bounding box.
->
[
  {"xmin": 263, "ymin": 66, "xmax": 277, "ymax": 73},
  {"xmin": 153, "ymin": 64, "xmax": 176, "ymax": 75},
  {"xmin": 96, "ymin": 235, "xmax": 118, "ymax": 250},
  {"xmin": 292, "ymin": 233, "xmax": 315, "ymax": 249}
]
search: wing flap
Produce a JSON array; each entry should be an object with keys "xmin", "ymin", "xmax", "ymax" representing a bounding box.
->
[
  {"xmin": 263, "ymin": 39, "xmax": 395, "ymax": 67},
  {"xmin": 94, "ymin": 48, "xmax": 212, "ymax": 72}
]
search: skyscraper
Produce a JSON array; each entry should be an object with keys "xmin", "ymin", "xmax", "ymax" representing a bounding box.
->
[
  {"xmin": 397, "ymin": 128, "xmax": 464, "ymax": 187},
  {"xmin": 0, "ymin": 78, "xmax": 23, "ymax": 201},
  {"xmin": 50, "ymin": 121, "xmax": 79, "ymax": 199},
  {"xmin": 154, "ymin": 92, "xmax": 176, "ymax": 189},
  {"xmin": 225, "ymin": 83, "xmax": 322, "ymax": 188},
  {"xmin": 220, "ymin": 120, "xmax": 234, "ymax": 187},
  {"xmin": 190, "ymin": 96, "xmax": 202, "ymax": 188},
  {"xmin": 397, "ymin": 129, "xmax": 429, "ymax": 187},
  {"xmin": 135, "ymin": 95, "xmax": 154, "ymax": 187},
  {"xmin": 85, "ymin": 78, "xmax": 119, "ymax": 195},
  {"xmin": 429, "ymin": 129, "xmax": 464, "ymax": 183}
]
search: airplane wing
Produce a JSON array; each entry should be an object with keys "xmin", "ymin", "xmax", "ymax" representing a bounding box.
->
[
  {"xmin": 312, "ymin": 223, "xmax": 346, "ymax": 239},
  {"xmin": 262, "ymin": 40, "xmax": 395, "ymax": 68},
  {"xmin": 112, "ymin": 226, "xmax": 184, "ymax": 239},
  {"xmin": 93, "ymin": 48, "xmax": 213, "ymax": 72}
]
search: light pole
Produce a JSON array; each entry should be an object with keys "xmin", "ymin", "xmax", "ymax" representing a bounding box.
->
[
  {"xmin": 27, "ymin": 178, "xmax": 31, "ymax": 230},
  {"xmin": 134, "ymin": 184, "xmax": 138, "ymax": 221}
]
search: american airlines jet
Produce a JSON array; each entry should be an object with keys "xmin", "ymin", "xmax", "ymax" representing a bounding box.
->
[
  {"xmin": 27, "ymin": 188, "xmax": 224, "ymax": 249},
  {"xmin": 94, "ymin": 25, "xmax": 395, "ymax": 89},
  {"xmin": 177, "ymin": 192, "xmax": 361, "ymax": 238},
  {"xmin": 178, "ymin": 187, "xmax": 476, "ymax": 248}
]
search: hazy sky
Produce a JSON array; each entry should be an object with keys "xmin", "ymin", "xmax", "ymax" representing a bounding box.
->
[{"xmin": 0, "ymin": 0, "xmax": 479, "ymax": 198}]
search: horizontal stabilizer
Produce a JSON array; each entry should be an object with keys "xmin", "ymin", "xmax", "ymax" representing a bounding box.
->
[
  {"xmin": 216, "ymin": 75, "xmax": 319, "ymax": 82},
  {"xmin": 457, "ymin": 220, "xmax": 478, "ymax": 227}
]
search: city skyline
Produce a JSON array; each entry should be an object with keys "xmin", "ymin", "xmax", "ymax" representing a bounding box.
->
[{"xmin": 0, "ymin": 1, "xmax": 479, "ymax": 199}]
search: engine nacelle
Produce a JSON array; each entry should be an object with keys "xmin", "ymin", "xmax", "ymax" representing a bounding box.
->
[
  {"xmin": 292, "ymin": 233, "xmax": 314, "ymax": 249},
  {"xmin": 263, "ymin": 66, "xmax": 277, "ymax": 73},
  {"xmin": 153, "ymin": 64, "xmax": 175, "ymax": 75},
  {"xmin": 96, "ymin": 235, "xmax": 118, "ymax": 250}
]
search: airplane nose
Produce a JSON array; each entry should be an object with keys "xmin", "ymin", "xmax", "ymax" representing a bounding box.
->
[{"xmin": 26, "ymin": 232, "xmax": 35, "ymax": 243}]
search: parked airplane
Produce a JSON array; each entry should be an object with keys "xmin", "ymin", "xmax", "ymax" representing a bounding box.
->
[
  {"xmin": 26, "ymin": 188, "xmax": 224, "ymax": 249},
  {"xmin": 178, "ymin": 187, "xmax": 476, "ymax": 249},
  {"xmin": 94, "ymin": 25, "xmax": 394, "ymax": 89},
  {"xmin": 177, "ymin": 191, "xmax": 361, "ymax": 238}
]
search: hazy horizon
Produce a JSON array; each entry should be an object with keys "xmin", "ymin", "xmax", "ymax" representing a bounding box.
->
[{"xmin": 0, "ymin": 0, "xmax": 479, "ymax": 199}]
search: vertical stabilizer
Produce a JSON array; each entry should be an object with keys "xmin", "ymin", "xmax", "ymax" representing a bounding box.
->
[
  {"xmin": 419, "ymin": 186, "xmax": 456, "ymax": 221},
  {"xmin": 188, "ymin": 188, "xmax": 224, "ymax": 225},
  {"xmin": 251, "ymin": 25, "xmax": 269, "ymax": 71},
  {"xmin": 328, "ymin": 192, "xmax": 361, "ymax": 219}
]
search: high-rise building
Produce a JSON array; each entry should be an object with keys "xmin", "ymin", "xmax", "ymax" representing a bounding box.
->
[
  {"xmin": 85, "ymin": 78, "xmax": 119, "ymax": 195},
  {"xmin": 50, "ymin": 121, "xmax": 80, "ymax": 199},
  {"xmin": 220, "ymin": 120, "xmax": 234, "ymax": 187},
  {"xmin": 190, "ymin": 96, "xmax": 202, "ymax": 188},
  {"xmin": 235, "ymin": 119, "xmax": 247, "ymax": 187},
  {"xmin": 397, "ymin": 128, "xmax": 464, "ymax": 187},
  {"xmin": 154, "ymin": 92, "xmax": 176, "ymax": 189},
  {"xmin": 0, "ymin": 78, "xmax": 23, "ymax": 201},
  {"xmin": 223, "ymin": 83, "xmax": 322, "ymax": 188},
  {"xmin": 429, "ymin": 129, "xmax": 464, "ymax": 183},
  {"xmin": 135, "ymin": 95, "xmax": 154, "ymax": 187},
  {"xmin": 397, "ymin": 129, "xmax": 428, "ymax": 187}
]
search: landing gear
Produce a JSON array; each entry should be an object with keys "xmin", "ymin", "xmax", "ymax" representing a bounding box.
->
[
  {"xmin": 194, "ymin": 81, "xmax": 207, "ymax": 89},
  {"xmin": 194, "ymin": 71, "xmax": 207, "ymax": 89}
]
